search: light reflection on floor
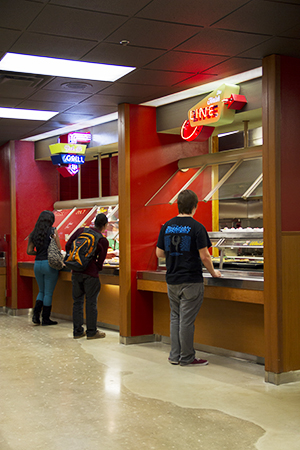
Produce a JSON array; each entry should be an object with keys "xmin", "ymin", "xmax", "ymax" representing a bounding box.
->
[{"xmin": 0, "ymin": 314, "xmax": 300, "ymax": 450}]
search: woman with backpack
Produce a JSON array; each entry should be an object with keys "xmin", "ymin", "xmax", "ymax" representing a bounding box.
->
[{"xmin": 27, "ymin": 210, "xmax": 61, "ymax": 326}]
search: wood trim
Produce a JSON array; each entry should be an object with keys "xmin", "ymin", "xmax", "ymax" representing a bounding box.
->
[
  {"xmin": 138, "ymin": 278, "xmax": 263, "ymax": 304},
  {"xmin": 118, "ymin": 104, "xmax": 132, "ymax": 336},
  {"xmin": 281, "ymin": 233, "xmax": 300, "ymax": 370},
  {"xmin": 9, "ymin": 141, "xmax": 18, "ymax": 309},
  {"xmin": 262, "ymin": 54, "xmax": 283, "ymax": 373},
  {"xmin": 137, "ymin": 279, "xmax": 167, "ymax": 293}
]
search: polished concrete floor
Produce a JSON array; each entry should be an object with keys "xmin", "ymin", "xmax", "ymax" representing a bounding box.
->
[{"xmin": 0, "ymin": 313, "xmax": 300, "ymax": 450}]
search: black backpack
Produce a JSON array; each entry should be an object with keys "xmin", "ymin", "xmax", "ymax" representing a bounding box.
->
[{"xmin": 64, "ymin": 228, "xmax": 102, "ymax": 271}]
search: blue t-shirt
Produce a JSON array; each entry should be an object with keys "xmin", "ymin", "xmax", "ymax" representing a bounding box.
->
[{"xmin": 157, "ymin": 216, "xmax": 211, "ymax": 284}]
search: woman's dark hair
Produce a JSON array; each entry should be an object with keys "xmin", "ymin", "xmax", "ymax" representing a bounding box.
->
[
  {"xmin": 30, "ymin": 210, "xmax": 55, "ymax": 248},
  {"xmin": 94, "ymin": 213, "xmax": 108, "ymax": 230},
  {"xmin": 177, "ymin": 190, "xmax": 198, "ymax": 214}
]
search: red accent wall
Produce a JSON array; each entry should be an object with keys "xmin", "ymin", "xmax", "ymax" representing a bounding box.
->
[
  {"xmin": 59, "ymin": 156, "xmax": 118, "ymax": 200},
  {"xmin": 15, "ymin": 141, "xmax": 59, "ymax": 308},
  {"xmin": 0, "ymin": 143, "xmax": 12, "ymax": 306},
  {"xmin": 281, "ymin": 56, "xmax": 300, "ymax": 232},
  {"xmin": 128, "ymin": 105, "xmax": 212, "ymax": 336}
]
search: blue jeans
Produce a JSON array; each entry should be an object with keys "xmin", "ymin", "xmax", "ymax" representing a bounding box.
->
[
  {"xmin": 34, "ymin": 260, "xmax": 59, "ymax": 307},
  {"xmin": 167, "ymin": 283, "xmax": 204, "ymax": 365},
  {"xmin": 72, "ymin": 273, "xmax": 101, "ymax": 337}
]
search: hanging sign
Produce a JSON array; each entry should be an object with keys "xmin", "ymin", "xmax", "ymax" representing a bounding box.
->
[
  {"xmin": 56, "ymin": 164, "xmax": 80, "ymax": 177},
  {"xmin": 49, "ymin": 143, "xmax": 87, "ymax": 155},
  {"xmin": 181, "ymin": 84, "xmax": 247, "ymax": 142},
  {"xmin": 51, "ymin": 154, "xmax": 85, "ymax": 165},
  {"xmin": 59, "ymin": 132, "xmax": 91, "ymax": 144}
]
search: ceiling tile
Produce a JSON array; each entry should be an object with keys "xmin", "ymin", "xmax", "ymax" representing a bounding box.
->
[
  {"xmin": 120, "ymin": 68, "xmax": 195, "ymax": 86},
  {"xmin": 9, "ymin": 32, "xmax": 98, "ymax": 60},
  {"xmin": 135, "ymin": 0, "xmax": 250, "ymax": 27},
  {"xmin": 63, "ymin": 104, "xmax": 117, "ymax": 115},
  {"xmin": 0, "ymin": 0, "xmax": 44, "ymax": 29},
  {"xmin": 175, "ymin": 28, "xmax": 270, "ymax": 56},
  {"xmin": 83, "ymin": 42, "xmax": 165, "ymax": 68},
  {"xmin": 49, "ymin": 0, "xmax": 151, "ymax": 15},
  {"xmin": 47, "ymin": 112, "xmax": 95, "ymax": 125},
  {"xmin": 28, "ymin": 5, "xmax": 128, "ymax": 41},
  {"xmin": 99, "ymin": 82, "xmax": 167, "ymax": 102},
  {"xmin": 27, "ymin": 89, "xmax": 91, "ymax": 103},
  {"xmin": 207, "ymin": 57, "xmax": 262, "ymax": 79},
  {"xmin": 42, "ymin": 77, "xmax": 111, "ymax": 94},
  {"xmin": 145, "ymin": 51, "xmax": 226, "ymax": 72},
  {"xmin": 104, "ymin": 18, "xmax": 201, "ymax": 51},
  {"xmin": 212, "ymin": 0, "xmax": 300, "ymax": 35},
  {"xmin": 0, "ymin": 28, "xmax": 22, "ymax": 51},
  {"xmin": 16, "ymin": 100, "xmax": 73, "ymax": 112},
  {"xmin": 240, "ymin": 36, "xmax": 300, "ymax": 60}
]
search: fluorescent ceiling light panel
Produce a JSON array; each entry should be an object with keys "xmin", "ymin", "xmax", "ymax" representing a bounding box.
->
[
  {"xmin": 0, "ymin": 107, "xmax": 58, "ymax": 120},
  {"xmin": 142, "ymin": 67, "xmax": 263, "ymax": 107},
  {"xmin": 0, "ymin": 53, "xmax": 135, "ymax": 82},
  {"xmin": 23, "ymin": 112, "xmax": 118, "ymax": 142}
]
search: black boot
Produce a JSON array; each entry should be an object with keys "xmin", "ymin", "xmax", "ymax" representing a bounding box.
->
[
  {"xmin": 32, "ymin": 300, "xmax": 43, "ymax": 325},
  {"xmin": 42, "ymin": 305, "xmax": 58, "ymax": 326}
]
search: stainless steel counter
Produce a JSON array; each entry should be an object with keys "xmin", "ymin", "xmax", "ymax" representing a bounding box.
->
[{"xmin": 137, "ymin": 269, "xmax": 264, "ymax": 291}]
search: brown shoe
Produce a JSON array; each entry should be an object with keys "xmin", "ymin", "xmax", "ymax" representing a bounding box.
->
[{"xmin": 87, "ymin": 330, "xmax": 106, "ymax": 340}]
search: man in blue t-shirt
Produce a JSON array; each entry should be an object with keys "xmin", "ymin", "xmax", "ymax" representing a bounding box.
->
[{"xmin": 156, "ymin": 189, "xmax": 221, "ymax": 366}]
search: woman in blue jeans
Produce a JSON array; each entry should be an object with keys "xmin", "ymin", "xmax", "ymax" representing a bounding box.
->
[{"xmin": 27, "ymin": 210, "xmax": 61, "ymax": 325}]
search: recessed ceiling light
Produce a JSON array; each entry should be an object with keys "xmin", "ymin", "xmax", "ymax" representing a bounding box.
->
[
  {"xmin": 0, "ymin": 107, "xmax": 58, "ymax": 121},
  {"xmin": 0, "ymin": 53, "xmax": 135, "ymax": 82}
]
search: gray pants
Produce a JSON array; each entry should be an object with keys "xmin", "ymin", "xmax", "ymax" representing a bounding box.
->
[{"xmin": 167, "ymin": 283, "xmax": 204, "ymax": 365}]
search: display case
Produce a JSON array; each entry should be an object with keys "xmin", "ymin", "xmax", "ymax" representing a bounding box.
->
[
  {"xmin": 209, "ymin": 229, "xmax": 263, "ymax": 271},
  {"xmin": 54, "ymin": 204, "xmax": 119, "ymax": 268}
]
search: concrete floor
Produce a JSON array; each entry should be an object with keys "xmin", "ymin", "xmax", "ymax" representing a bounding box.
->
[{"xmin": 0, "ymin": 313, "xmax": 299, "ymax": 450}]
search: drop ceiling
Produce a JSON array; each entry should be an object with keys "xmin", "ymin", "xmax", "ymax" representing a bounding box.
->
[{"xmin": 1, "ymin": 0, "xmax": 300, "ymax": 146}]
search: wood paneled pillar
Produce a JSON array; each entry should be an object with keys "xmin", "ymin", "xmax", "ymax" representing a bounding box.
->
[
  {"xmin": 262, "ymin": 54, "xmax": 300, "ymax": 383},
  {"xmin": 118, "ymin": 104, "xmax": 132, "ymax": 337}
]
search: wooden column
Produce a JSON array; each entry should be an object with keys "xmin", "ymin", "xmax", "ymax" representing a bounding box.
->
[
  {"xmin": 118, "ymin": 104, "xmax": 132, "ymax": 337},
  {"xmin": 262, "ymin": 54, "xmax": 300, "ymax": 383}
]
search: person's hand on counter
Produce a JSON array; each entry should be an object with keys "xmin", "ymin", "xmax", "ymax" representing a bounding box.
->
[{"xmin": 199, "ymin": 247, "xmax": 222, "ymax": 278}]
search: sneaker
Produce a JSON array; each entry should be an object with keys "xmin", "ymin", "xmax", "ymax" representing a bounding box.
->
[
  {"xmin": 180, "ymin": 358, "xmax": 209, "ymax": 366},
  {"xmin": 86, "ymin": 330, "xmax": 106, "ymax": 340},
  {"xmin": 168, "ymin": 358, "xmax": 179, "ymax": 365},
  {"xmin": 74, "ymin": 331, "xmax": 86, "ymax": 339}
]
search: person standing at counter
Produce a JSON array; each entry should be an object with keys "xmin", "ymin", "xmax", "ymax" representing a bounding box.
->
[
  {"xmin": 27, "ymin": 210, "xmax": 61, "ymax": 326},
  {"xmin": 156, "ymin": 189, "xmax": 221, "ymax": 366},
  {"xmin": 65, "ymin": 213, "xmax": 109, "ymax": 340}
]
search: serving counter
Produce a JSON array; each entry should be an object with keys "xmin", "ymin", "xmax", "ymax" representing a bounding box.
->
[
  {"xmin": 137, "ymin": 268, "xmax": 265, "ymax": 361},
  {"xmin": 18, "ymin": 262, "xmax": 120, "ymax": 330}
]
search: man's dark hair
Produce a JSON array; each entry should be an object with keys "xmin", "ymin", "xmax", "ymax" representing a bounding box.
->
[
  {"xmin": 177, "ymin": 190, "xmax": 198, "ymax": 214},
  {"xmin": 94, "ymin": 213, "xmax": 108, "ymax": 230}
]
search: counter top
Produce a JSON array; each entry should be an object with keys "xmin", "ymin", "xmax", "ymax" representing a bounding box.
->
[{"xmin": 137, "ymin": 269, "xmax": 264, "ymax": 291}]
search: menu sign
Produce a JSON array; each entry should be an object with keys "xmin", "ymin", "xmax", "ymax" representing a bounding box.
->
[{"xmin": 181, "ymin": 84, "xmax": 247, "ymax": 142}]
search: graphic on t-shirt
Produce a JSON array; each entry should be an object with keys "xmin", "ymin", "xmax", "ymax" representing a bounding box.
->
[{"xmin": 164, "ymin": 224, "xmax": 192, "ymax": 255}]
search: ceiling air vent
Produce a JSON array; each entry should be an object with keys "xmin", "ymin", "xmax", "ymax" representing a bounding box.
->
[{"xmin": 0, "ymin": 72, "xmax": 46, "ymax": 88}]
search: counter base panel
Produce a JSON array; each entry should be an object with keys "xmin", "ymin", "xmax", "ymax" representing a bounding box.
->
[
  {"xmin": 153, "ymin": 291, "xmax": 265, "ymax": 359},
  {"xmin": 32, "ymin": 279, "xmax": 120, "ymax": 328}
]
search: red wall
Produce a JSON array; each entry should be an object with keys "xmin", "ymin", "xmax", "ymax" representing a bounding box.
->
[
  {"xmin": 128, "ymin": 105, "xmax": 212, "ymax": 336},
  {"xmin": 280, "ymin": 56, "xmax": 300, "ymax": 232},
  {"xmin": 15, "ymin": 141, "xmax": 59, "ymax": 308},
  {"xmin": 60, "ymin": 156, "xmax": 118, "ymax": 200},
  {"xmin": 0, "ymin": 143, "xmax": 12, "ymax": 306}
]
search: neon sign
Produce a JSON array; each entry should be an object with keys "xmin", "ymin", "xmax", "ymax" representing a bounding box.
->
[
  {"xmin": 59, "ymin": 132, "xmax": 92, "ymax": 144},
  {"xmin": 56, "ymin": 164, "xmax": 80, "ymax": 177},
  {"xmin": 49, "ymin": 143, "xmax": 87, "ymax": 155},
  {"xmin": 181, "ymin": 84, "xmax": 247, "ymax": 142},
  {"xmin": 51, "ymin": 154, "xmax": 85, "ymax": 165}
]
